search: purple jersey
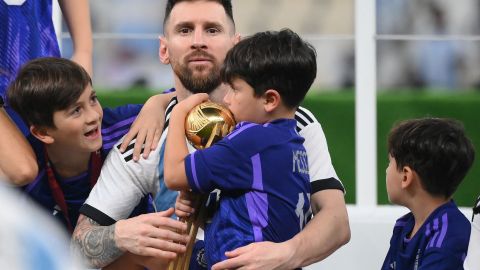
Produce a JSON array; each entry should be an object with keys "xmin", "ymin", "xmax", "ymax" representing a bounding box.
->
[
  {"xmin": 0, "ymin": 0, "xmax": 60, "ymax": 98},
  {"xmin": 382, "ymin": 201, "xmax": 470, "ymax": 270},
  {"xmin": 185, "ymin": 119, "xmax": 311, "ymax": 267}
]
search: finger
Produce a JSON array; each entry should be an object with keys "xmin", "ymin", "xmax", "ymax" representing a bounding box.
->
[
  {"xmin": 211, "ymin": 256, "xmax": 244, "ymax": 270},
  {"xmin": 138, "ymin": 247, "xmax": 179, "ymax": 260},
  {"xmin": 152, "ymin": 228, "xmax": 189, "ymax": 244},
  {"xmin": 175, "ymin": 208, "xmax": 191, "ymax": 218},
  {"xmin": 120, "ymin": 127, "xmax": 138, "ymax": 152},
  {"xmin": 133, "ymin": 129, "xmax": 147, "ymax": 161},
  {"xmin": 150, "ymin": 129, "xmax": 161, "ymax": 150},
  {"xmin": 142, "ymin": 128, "xmax": 155, "ymax": 159},
  {"xmin": 145, "ymin": 235, "xmax": 188, "ymax": 252},
  {"xmin": 224, "ymin": 245, "xmax": 250, "ymax": 258}
]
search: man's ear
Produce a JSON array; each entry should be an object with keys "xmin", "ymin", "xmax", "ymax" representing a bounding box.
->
[
  {"xmin": 30, "ymin": 125, "xmax": 54, "ymax": 145},
  {"xmin": 159, "ymin": 36, "xmax": 170, "ymax": 64},
  {"xmin": 263, "ymin": 89, "xmax": 281, "ymax": 113},
  {"xmin": 401, "ymin": 166, "xmax": 414, "ymax": 189},
  {"xmin": 233, "ymin": 33, "xmax": 241, "ymax": 45}
]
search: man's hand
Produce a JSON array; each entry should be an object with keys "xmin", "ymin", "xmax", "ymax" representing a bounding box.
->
[
  {"xmin": 119, "ymin": 93, "xmax": 174, "ymax": 161},
  {"xmin": 212, "ymin": 241, "xmax": 296, "ymax": 270},
  {"xmin": 115, "ymin": 208, "xmax": 189, "ymax": 258}
]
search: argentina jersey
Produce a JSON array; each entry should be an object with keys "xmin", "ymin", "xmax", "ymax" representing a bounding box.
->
[
  {"xmin": 185, "ymin": 119, "xmax": 311, "ymax": 267},
  {"xmin": 1, "ymin": 0, "xmax": 60, "ymax": 97},
  {"xmin": 382, "ymin": 201, "xmax": 470, "ymax": 270}
]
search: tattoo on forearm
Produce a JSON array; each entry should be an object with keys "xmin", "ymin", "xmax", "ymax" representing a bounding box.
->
[{"xmin": 72, "ymin": 217, "xmax": 123, "ymax": 268}]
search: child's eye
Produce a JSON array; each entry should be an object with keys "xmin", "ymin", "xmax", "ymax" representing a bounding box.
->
[
  {"xmin": 90, "ymin": 94, "xmax": 98, "ymax": 104},
  {"xmin": 71, "ymin": 106, "xmax": 82, "ymax": 116}
]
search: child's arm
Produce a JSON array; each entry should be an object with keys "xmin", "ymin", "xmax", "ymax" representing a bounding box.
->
[
  {"xmin": 164, "ymin": 93, "xmax": 209, "ymax": 190},
  {"xmin": 0, "ymin": 108, "xmax": 38, "ymax": 185},
  {"xmin": 119, "ymin": 92, "xmax": 175, "ymax": 161},
  {"xmin": 59, "ymin": 0, "xmax": 93, "ymax": 75}
]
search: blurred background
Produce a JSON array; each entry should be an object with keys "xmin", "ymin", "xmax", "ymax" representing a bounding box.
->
[{"xmin": 59, "ymin": 0, "xmax": 479, "ymax": 207}]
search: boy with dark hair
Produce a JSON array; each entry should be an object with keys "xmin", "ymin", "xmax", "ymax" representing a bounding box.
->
[
  {"xmin": 165, "ymin": 28, "xmax": 316, "ymax": 267},
  {"xmin": 6, "ymin": 58, "xmax": 188, "ymax": 243},
  {"xmin": 382, "ymin": 118, "xmax": 475, "ymax": 270}
]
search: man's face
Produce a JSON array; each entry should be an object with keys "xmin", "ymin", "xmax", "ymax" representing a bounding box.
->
[{"xmin": 160, "ymin": 1, "xmax": 239, "ymax": 94}]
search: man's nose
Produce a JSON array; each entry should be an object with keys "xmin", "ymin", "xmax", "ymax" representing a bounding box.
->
[{"xmin": 191, "ymin": 29, "xmax": 207, "ymax": 49}]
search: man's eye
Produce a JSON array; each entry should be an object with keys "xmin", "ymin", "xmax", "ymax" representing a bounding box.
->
[
  {"xmin": 179, "ymin": 28, "xmax": 191, "ymax": 34},
  {"xmin": 206, "ymin": 28, "xmax": 219, "ymax": 34}
]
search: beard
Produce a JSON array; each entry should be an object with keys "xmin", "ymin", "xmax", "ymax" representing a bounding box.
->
[{"xmin": 172, "ymin": 52, "xmax": 221, "ymax": 94}]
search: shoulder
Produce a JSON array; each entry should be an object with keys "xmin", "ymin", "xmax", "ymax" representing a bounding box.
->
[{"xmin": 295, "ymin": 106, "xmax": 318, "ymax": 132}]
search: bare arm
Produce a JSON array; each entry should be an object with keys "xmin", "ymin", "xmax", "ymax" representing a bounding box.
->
[
  {"xmin": 119, "ymin": 92, "xmax": 175, "ymax": 161},
  {"xmin": 164, "ymin": 93, "xmax": 208, "ymax": 190},
  {"xmin": 0, "ymin": 108, "xmax": 38, "ymax": 185},
  {"xmin": 58, "ymin": 0, "xmax": 93, "ymax": 74},
  {"xmin": 211, "ymin": 189, "xmax": 350, "ymax": 270},
  {"xmin": 72, "ymin": 210, "xmax": 189, "ymax": 268}
]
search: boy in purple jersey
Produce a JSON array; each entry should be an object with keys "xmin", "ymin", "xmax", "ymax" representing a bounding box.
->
[
  {"xmin": 382, "ymin": 118, "xmax": 475, "ymax": 270},
  {"xmin": 165, "ymin": 29, "xmax": 315, "ymax": 267},
  {"xmin": 6, "ymin": 58, "xmax": 187, "ymax": 238}
]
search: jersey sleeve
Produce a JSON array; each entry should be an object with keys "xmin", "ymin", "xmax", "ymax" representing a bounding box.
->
[
  {"xmin": 80, "ymin": 137, "xmax": 160, "ymax": 225},
  {"xmin": 184, "ymin": 139, "xmax": 248, "ymax": 194},
  {"xmin": 297, "ymin": 107, "xmax": 345, "ymax": 194},
  {"xmin": 101, "ymin": 104, "xmax": 143, "ymax": 151},
  {"xmin": 420, "ymin": 249, "xmax": 466, "ymax": 270}
]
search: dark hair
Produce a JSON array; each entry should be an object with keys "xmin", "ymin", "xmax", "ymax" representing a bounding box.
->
[
  {"xmin": 7, "ymin": 57, "xmax": 92, "ymax": 128},
  {"xmin": 221, "ymin": 28, "xmax": 317, "ymax": 109},
  {"xmin": 163, "ymin": 0, "xmax": 234, "ymax": 28},
  {"xmin": 388, "ymin": 118, "xmax": 475, "ymax": 198}
]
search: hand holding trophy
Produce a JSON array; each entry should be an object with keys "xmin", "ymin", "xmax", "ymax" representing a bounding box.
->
[{"xmin": 169, "ymin": 101, "xmax": 235, "ymax": 270}]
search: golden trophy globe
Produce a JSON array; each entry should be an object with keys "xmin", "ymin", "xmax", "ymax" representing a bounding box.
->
[{"xmin": 185, "ymin": 101, "xmax": 236, "ymax": 149}]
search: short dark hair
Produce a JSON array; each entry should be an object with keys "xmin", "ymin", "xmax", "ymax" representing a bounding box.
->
[
  {"xmin": 388, "ymin": 118, "xmax": 475, "ymax": 198},
  {"xmin": 163, "ymin": 0, "xmax": 234, "ymax": 28},
  {"xmin": 221, "ymin": 28, "xmax": 317, "ymax": 109},
  {"xmin": 7, "ymin": 57, "xmax": 92, "ymax": 128}
]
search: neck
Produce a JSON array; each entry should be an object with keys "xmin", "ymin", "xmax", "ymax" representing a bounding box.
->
[
  {"xmin": 45, "ymin": 144, "xmax": 91, "ymax": 178},
  {"xmin": 407, "ymin": 195, "xmax": 449, "ymax": 238},
  {"xmin": 262, "ymin": 107, "xmax": 296, "ymax": 124}
]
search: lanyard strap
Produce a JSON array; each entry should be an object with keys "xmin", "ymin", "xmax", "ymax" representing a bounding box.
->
[{"xmin": 44, "ymin": 149, "xmax": 102, "ymax": 232}]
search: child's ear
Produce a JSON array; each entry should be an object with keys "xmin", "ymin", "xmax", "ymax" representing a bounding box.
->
[
  {"xmin": 263, "ymin": 89, "xmax": 281, "ymax": 113},
  {"xmin": 159, "ymin": 36, "xmax": 170, "ymax": 64},
  {"xmin": 401, "ymin": 166, "xmax": 414, "ymax": 189},
  {"xmin": 30, "ymin": 125, "xmax": 54, "ymax": 145}
]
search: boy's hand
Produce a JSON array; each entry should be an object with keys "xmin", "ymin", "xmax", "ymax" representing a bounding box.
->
[
  {"xmin": 175, "ymin": 191, "xmax": 197, "ymax": 219},
  {"xmin": 176, "ymin": 93, "xmax": 209, "ymax": 114},
  {"xmin": 120, "ymin": 93, "xmax": 174, "ymax": 161}
]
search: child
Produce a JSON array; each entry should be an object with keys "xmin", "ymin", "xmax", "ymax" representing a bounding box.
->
[
  {"xmin": 382, "ymin": 118, "xmax": 475, "ymax": 270},
  {"xmin": 164, "ymin": 28, "xmax": 315, "ymax": 267},
  {"xmin": 6, "ymin": 57, "xmax": 159, "ymax": 232}
]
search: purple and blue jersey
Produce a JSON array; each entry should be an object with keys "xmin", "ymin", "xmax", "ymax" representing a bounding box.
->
[
  {"xmin": 18, "ymin": 104, "xmax": 146, "ymax": 230},
  {"xmin": 185, "ymin": 119, "xmax": 311, "ymax": 267},
  {"xmin": 1, "ymin": 0, "xmax": 59, "ymax": 98},
  {"xmin": 382, "ymin": 201, "xmax": 470, "ymax": 270}
]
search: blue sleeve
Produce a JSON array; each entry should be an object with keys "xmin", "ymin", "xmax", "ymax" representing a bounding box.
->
[
  {"xmin": 184, "ymin": 139, "xmax": 251, "ymax": 193},
  {"xmin": 101, "ymin": 104, "xmax": 143, "ymax": 151}
]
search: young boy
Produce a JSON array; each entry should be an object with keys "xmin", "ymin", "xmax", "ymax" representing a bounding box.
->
[
  {"xmin": 6, "ymin": 57, "xmax": 176, "ymax": 233},
  {"xmin": 164, "ymin": 28, "xmax": 315, "ymax": 267},
  {"xmin": 382, "ymin": 118, "xmax": 475, "ymax": 270}
]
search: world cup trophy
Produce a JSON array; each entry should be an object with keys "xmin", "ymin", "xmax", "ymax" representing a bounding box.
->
[{"xmin": 169, "ymin": 101, "xmax": 236, "ymax": 270}]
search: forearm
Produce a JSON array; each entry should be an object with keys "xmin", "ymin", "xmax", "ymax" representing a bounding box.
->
[
  {"xmin": 0, "ymin": 109, "xmax": 38, "ymax": 185},
  {"xmin": 287, "ymin": 190, "xmax": 350, "ymax": 267},
  {"xmin": 72, "ymin": 215, "xmax": 123, "ymax": 268},
  {"xmin": 58, "ymin": 0, "xmax": 93, "ymax": 73},
  {"xmin": 164, "ymin": 107, "xmax": 190, "ymax": 190}
]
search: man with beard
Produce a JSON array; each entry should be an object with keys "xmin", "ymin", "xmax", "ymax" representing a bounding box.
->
[{"xmin": 72, "ymin": 0, "xmax": 350, "ymax": 269}]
